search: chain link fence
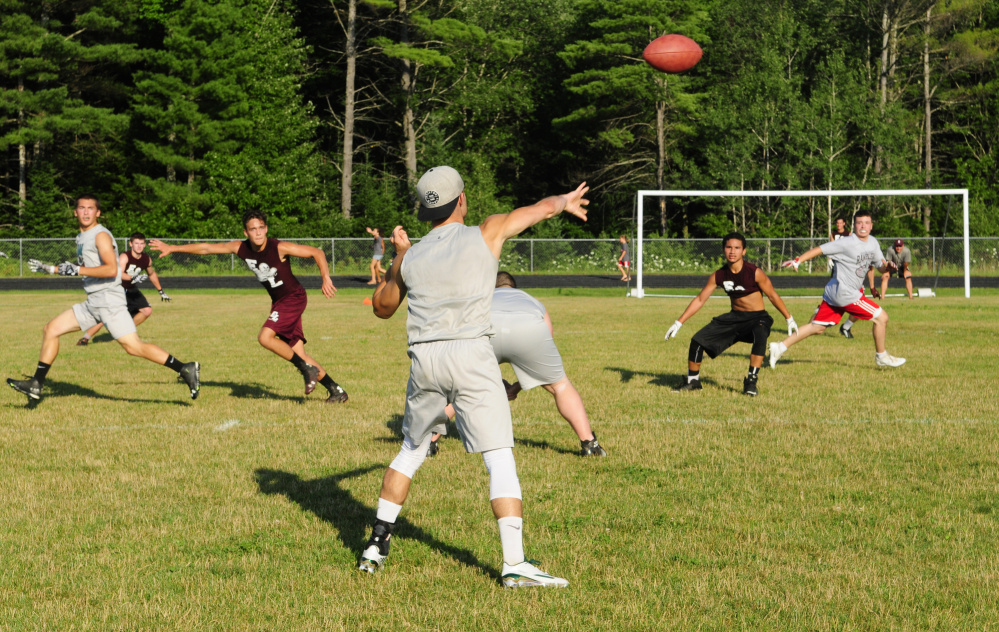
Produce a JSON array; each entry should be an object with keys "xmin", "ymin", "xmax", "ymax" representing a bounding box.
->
[{"xmin": 0, "ymin": 236, "xmax": 995, "ymax": 278}]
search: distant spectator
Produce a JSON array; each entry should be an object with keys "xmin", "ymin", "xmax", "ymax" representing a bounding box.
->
[
  {"xmin": 617, "ymin": 235, "xmax": 631, "ymax": 282},
  {"xmin": 881, "ymin": 239, "xmax": 914, "ymax": 299},
  {"xmin": 365, "ymin": 227, "xmax": 386, "ymax": 285}
]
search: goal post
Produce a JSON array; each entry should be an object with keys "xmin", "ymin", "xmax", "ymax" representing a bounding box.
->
[{"xmin": 633, "ymin": 189, "xmax": 971, "ymax": 299}]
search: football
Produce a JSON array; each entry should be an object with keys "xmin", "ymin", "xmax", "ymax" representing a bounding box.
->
[{"xmin": 642, "ymin": 34, "xmax": 702, "ymax": 74}]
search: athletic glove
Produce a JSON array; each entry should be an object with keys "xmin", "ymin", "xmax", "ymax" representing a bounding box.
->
[
  {"xmin": 159, "ymin": 289, "xmax": 171, "ymax": 302},
  {"xmin": 781, "ymin": 257, "xmax": 800, "ymax": 271},
  {"xmin": 132, "ymin": 273, "xmax": 149, "ymax": 285},
  {"xmin": 57, "ymin": 262, "xmax": 80, "ymax": 276},
  {"xmin": 787, "ymin": 316, "xmax": 799, "ymax": 337},
  {"xmin": 664, "ymin": 320, "xmax": 683, "ymax": 341},
  {"xmin": 28, "ymin": 259, "xmax": 57, "ymax": 274}
]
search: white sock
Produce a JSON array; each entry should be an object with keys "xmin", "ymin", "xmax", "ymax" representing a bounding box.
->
[
  {"xmin": 876, "ymin": 351, "xmax": 889, "ymax": 359},
  {"xmin": 842, "ymin": 320, "xmax": 853, "ymax": 331},
  {"xmin": 497, "ymin": 516, "xmax": 525, "ymax": 566},
  {"xmin": 376, "ymin": 498, "xmax": 402, "ymax": 523},
  {"xmin": 778, "ymin": 342, "xmax": 787, "ymax": 353}
]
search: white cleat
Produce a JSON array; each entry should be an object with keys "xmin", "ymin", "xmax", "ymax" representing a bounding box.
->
[
  {"xmin": 358, "ymin": 544, "xmax": 387, "ymax": 574},
  {"xmin": 875, "ymin": 353, "xmax": 906, "ymax": 368},
  {"xmin": 501, "ymin": 560, "xmax": 569, "ymax": 589},
  {"xmin": 768, "ymin": 342, "xmax": 785, "ymax": 369}
]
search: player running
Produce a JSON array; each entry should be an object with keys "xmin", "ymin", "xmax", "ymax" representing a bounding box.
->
[
  {"xmin": 769, "ymin": 210, "xmax": 905, "ymax": 368},
  {"xmin": 7, "ymin": 195, "xmax": 200, "ymax": 402},
  {"xmin": 77, "ymin": 232, "xmax": 171, "ymax": 345},
  {"xmin": 664, "ymin": 232, "xmax": 797, "ymax": 396},
  {"xmin": 358, "ymin": 166, "xmax": 587, "ymax": 588},
  {"xmin": 149, "ymin": 210, "xmax": 348, "ymax": 402}
]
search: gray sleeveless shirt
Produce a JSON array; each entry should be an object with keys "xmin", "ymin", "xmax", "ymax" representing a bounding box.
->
[
  {"xmin": 76, "ymin": 224, "xmax": 122, "ymax": 294},
  {"xmin": 400, "ymin": 223, "xmax": 497, "ymax": 345}
]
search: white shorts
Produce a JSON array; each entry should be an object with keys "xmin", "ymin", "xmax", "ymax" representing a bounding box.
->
[
  {"xmin": 404, "ymin": 338, "xmax": 513, "ymax": 453},
  {"xmin": 491, "ymin": 320, "xmax": 565, "ymax": 391},
  {"xmin": 73, "ymin": 288, "xmax": 137, "ymax": 340}
]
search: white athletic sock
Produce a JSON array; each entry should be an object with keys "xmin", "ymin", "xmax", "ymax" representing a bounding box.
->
[
  {"xmin": 497, "ymin": 516, "xmax": 525, "ymax": 566},
  {"xmin": 876, "ymin": 351, "xmax": 889, "ymax": 359},
  {"xmin": 842, "ymin": 320, "xmax": 853, "ymax": 331},
  {"xmin": 376, "ymin": 498, "xmax": 403, "ymax": 524},
  {"xmin": 778, "ymin": 342, "xmax": 787, "ymax": 353}
]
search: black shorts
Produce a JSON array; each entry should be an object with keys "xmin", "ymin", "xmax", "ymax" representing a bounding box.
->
[
  {"xmin": 125, "ymin": 288, "xmax": 150, "ymax": 317},
  {"xmin": 691, "ymin": 310, "xmax": 774, "ymax": 359}
]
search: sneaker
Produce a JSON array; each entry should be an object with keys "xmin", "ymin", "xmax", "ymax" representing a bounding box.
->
[
  {"xmin": 580, "ymin": 435, "xmax": 607, "ymax": 457},
  {"xmin": 302, "ymin": 364, "xmax": 320, "ymax": 395},
  {"xmin": 324, "ymin": 384, "xmax": 349, "ymax": 404},
  {"xmin": 427, "ymin": 436, "xmax": 440, "ymax": 457},
  {"xmin": 358, "ymin": 520, "xmax": 393, "ymax": 574},
  {"xmin": 743, "ymin": 376, "xmax": 759, "ymax": 397},
  {"xmin": 839, "ymin": 325, "xmax": 854, "ymax": 339},
  {"xmin": 76, "ymin": 337, "xmax": 90, "ymax": 346},
  {"xmin": 875, "ymin": 353, "xmax": 906, "ymax": 368},
  {"xmin": 768, "ymin": 342, "xmax": 785, "ymax": 368},
  {"xmin": 673, "ymin": 379, "xmax": 702, "ymax": 392},
  {"xmin": 501, "ymin": 560, "xmax": 569, "ymax": 588},
  {"xmin": 179, "ymin": 362, "xmax": 201, "ymax": 400},
  {"xmin": 7, "ymin": 377, "xmax": 42, "ymax": 400}
]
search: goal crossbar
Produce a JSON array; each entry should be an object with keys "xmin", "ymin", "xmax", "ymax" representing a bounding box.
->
[{"xmin": 634, "ymin": 189, "xmax": 970, "ymax": 298}]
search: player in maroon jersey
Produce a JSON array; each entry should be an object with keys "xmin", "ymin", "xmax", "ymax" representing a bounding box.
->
[
  {"xmin": 149, "ymin": 211, "xmax": 348, "ymax": 402},
  {"xmin": 663, "ymin": 232, "xmax": 797, "ymax": 396},
  {"xmin": 77, "ymin": 232, "xmax": 171, "ymax": 345}
]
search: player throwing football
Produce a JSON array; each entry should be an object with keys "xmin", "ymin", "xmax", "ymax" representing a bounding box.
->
[
  {"xmin": 769, "ymin": 210, "xmax": 905, "ymax": 368},
  {"xmin": 7, "ymin": 195, "xmax": 200, "ymax": 402},
  {"xmin": 150, "ymin": 210, "xmax": 348, "ymax": 402},
  {"xmin": 664, "ymin": 232, "xmax": 796, "ymax": 396}
]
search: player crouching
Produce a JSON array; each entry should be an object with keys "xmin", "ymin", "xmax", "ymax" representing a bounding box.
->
[{"xmin": 665, "ymin": 232, "xmax": 796, "ymax": 396}]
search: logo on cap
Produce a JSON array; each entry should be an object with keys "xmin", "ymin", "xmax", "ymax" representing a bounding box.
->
[{"xmin": 425, "ymin": 191, "xmax": 440, "ymax": 206}]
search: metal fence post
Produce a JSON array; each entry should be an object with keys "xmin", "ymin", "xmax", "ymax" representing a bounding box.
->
[
  {"xmin": 19, "ymin": 238, "xmax": 23, "ymax": 277},
  {"xmin": 331, "ymin": 238, "xmax": 336, "ymax": 274},
  {"xmin": 530, "ymin": 239, "xmax": 534, "ymax": 273}
]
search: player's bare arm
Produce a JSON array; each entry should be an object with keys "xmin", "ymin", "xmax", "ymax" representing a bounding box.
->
[
  {"xmin": 781, "ymin": 245, "xmax": 825, "ymax": 270},
  {"xmin": 756, "ymin": 269, "xmax": 792, "ymax": 320},
  {"xmin": 149, "ymin": 239, "xmax": 241, "ymax": 257},
  {"xmin": 665, "ymin": 274, "xmax": 716, "ymax": 340},
  {"xmin": 117, "ymin": 252, "xmax": 132, "ymax": 280},
  {"xmin": 480, "ymin": 183, "xmax": 589, "ymax": 258},
  {"xmin": 372, "ymin": 226, "xmax": 410, "ymax": 319},
  {"xmin": 75, "ymin": 232, "xmax": 119, "ymax": 278},
  {"xmin": 278, "ymin": 241, "xmax": 337, "ymax": 299}
]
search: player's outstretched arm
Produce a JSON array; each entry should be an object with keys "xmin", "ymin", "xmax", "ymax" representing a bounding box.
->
[
  {"xmin": 781, "ymin": 245, "xmax": 825, "ymax": 270},
  {"xmin": 666, "ymin": 275, "xmax": 716, "ymax": 340},
  {"xmin": 480, "ymin": 183, "xmax": 588, "ymax": 258},
  {"xmin": 372, "ymin": 226, "xmax": 410, "ymax": 319},
  {"xmin": 756, "ymin": 269, "xmax": 797, "ymax": 333},
  {"xmin": 279, "ymin": 241, "xmax": 336, "ymax": 298},
  {"xmin": 149, "ymin": 239, "xmax": 241, "ymax": 257}
]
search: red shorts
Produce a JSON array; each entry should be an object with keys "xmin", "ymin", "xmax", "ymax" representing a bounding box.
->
[
  {"xmin": 263, "ymin": 289, "xmax": 308, "ymax": 346},
  {"xmin": 812, "ymin": 295, "xmax": 882, "ymax": 326}
]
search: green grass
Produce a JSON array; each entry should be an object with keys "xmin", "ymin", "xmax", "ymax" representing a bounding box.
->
[{"xmin": 1, "ymin": 290, "xmax": 998, "ymax": 631}]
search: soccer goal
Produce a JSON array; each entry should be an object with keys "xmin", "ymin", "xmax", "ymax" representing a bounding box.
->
[{"xmin": 632, "ymin": 189, "xmax": 971, "ymax": 299}]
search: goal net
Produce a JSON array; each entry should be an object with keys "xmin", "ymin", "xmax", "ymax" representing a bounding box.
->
[{"xmin": 632, "ymin": 189, "xmax": 971, "ymax": 299}]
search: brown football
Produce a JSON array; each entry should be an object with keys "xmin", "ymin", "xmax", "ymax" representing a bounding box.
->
[{"xmin": 642, "ymin": 34, "xmax": 702, "ymax": 74}]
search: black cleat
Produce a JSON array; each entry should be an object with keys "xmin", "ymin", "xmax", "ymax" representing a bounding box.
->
[
  {"xmin": 580, "ymin": 434, "xmax": 608, "ymax": 457},
  {"xmin": 7, "ymin": 377, "xmax": 42, "ymax": 400},
  {"xmin": 673, "ymin": 380, "xmax": 702, "ymax": 392},
  {"xmin": 427, "ymin": 435, "xmax": 440, "ymax": 457},
  {"xmin": 76, "ymin": 337, "xmax": 90, "ymax": 346},
  {"xmin": 839, "ymin": 325, "xmax": 854, "ymax": 339},
  {"xmin": 743, "ymin": 376, "xmax": 759, "ymax": 397},
  {"xmin": 180, "ymin": 362, "xmax": 200, "ymax": 400},
  {"xmin": 358, "ymin": 520, "xmax": 394, "ymax": 573},
  {"xmin": 324, "ymin": 384, "xmax": 349, "ymax": 404},
  {"xmin": 302, "ymin": 364, "xmax": 320, "ymax": 395}
]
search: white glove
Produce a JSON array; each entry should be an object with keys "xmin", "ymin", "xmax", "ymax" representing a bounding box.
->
[
  {"xmin": 664, "ymin": 320, "xmax": 683, "ymax": 341},
  {"xmin": 58, "ymin": 262, "xmax": 80, "ymax": 276},
  {"xmin": 781, "ymin": 258, "xmax": 800, "ymax": 271},
  {"xmin": 132, "ymin": 273, "xmax": 149, "ymax": 285},
  {"xmin": 159, "ymin": 289, "xmax": 171, "ymax": 302},
  {"xmin": 787, "ymin": 316, "xmax": 799, "ymax": 337},
  {"xmin": 28, "ymin": 259, "xmax": 57, "ymax": 274}
]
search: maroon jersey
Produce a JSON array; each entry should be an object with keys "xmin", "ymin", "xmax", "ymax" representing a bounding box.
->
[
  {"xmin": 237, "ymin": 237, "xmax": 305, "ymax": 302},
  {"xmin": 121, "ymin": 251, "xmax": 152, "ymax": 290},
  {"xmin": 714, "ymin": 261, "xmax": 761, "ymax": 300}
]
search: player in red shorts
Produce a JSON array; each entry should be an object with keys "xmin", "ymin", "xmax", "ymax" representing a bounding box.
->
[
  {"xmin": 769, "ymin": 210, "xmax": 905, "ymax": 368},
  {"xmin": 150, "ymin": 211, "xmax": 348, "ymax": 402}
]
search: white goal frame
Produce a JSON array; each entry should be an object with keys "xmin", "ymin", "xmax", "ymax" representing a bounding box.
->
[{"xmin": 634, "ymin": 189, "xmax": 971, "ymax": 298}]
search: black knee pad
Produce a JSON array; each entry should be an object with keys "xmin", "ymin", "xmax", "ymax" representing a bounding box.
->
[
  {"xmin": 688, "ymin": 341, "xmax": 704, "ymax": 364},
  {"xmin": 750, "ymin": 324, "xmax": 771, "ymax": 356}
]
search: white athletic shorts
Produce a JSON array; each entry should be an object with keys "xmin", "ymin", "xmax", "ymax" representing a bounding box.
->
[
  {"xmin": 404, "ymin": 338, "xmax": 514, "ymax": 453},
  {"xmin": 491, "ymin": 319, "xmax": 565, "ymax": 391},
  {"xmin": 72, "ymin": 288, "xmax": 137, "ymax": 340}
]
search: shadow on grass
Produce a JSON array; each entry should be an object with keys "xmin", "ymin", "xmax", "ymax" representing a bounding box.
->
[
  {"xmin": 513, "ymin": 436, "xmax": 577, "ymax": 456},
  {"xmin": 202, "ymin": 380, "xmax": 305, "ymax": 402},
  {"xmin": 6, "ymin": 379, "xmax": 191, "ymax": 406},
  {"xmin": 254, "ymin": 466, "xmax": 501, "ymax": 582},
  {"xmin": 606, "ymin": 366, "xmax": 719, "ymax": 389}
]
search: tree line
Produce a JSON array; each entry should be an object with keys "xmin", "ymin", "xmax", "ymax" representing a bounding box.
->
[{"xmin": 2, "ymin": 0, "xmax": 996, "ymax": 241}]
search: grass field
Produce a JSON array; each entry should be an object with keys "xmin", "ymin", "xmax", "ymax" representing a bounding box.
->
[{"xmin": 2, "ymin": 288, "xmax": 998, "ymax": 631}]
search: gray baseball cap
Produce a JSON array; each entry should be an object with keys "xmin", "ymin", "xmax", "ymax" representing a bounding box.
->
[{"xmin": 416, "ymin": 166, "xmax": 464, "ymax": 222}]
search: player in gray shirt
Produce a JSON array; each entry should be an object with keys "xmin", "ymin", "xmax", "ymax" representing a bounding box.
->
[
  {"xmin": 877, "ymin": 238, "xmax": 914, "ymax": 299},
  {"xmin": 769, "ymin": 210, "xmax": 906, "ymax": 368},
  {"xmin": 359, "ymin": 166, "xmax": 589, "ymax": 588},
  {"xmin": 8, "ymin": 195, "xmax": 200, "ymax": 402}
]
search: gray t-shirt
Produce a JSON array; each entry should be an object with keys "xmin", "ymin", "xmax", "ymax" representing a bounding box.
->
[
  {"xmin": 885, "ymin": 246, "xmax": 911, "ymax": 267},
  {"xmin": 619, "ymin": 241, "xmax": 630, "ymax": 263},
  {"xmin": 401, "ymin": 223, "xmax": 498, "ymax": 345},
  {"xmin": 820, "ymin": 234, "xmax": 884, "ymax": 306},
  {"xmin": 373, "ymin": 235, "xmax": 384, "ymax": 257},
  {"xmin": 76, "ymin": 224, "xmax": 122, "ymax": 294},
  {"xmin": 492, "ymin": 287, "xmax": 546, "ymax": 333}
]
